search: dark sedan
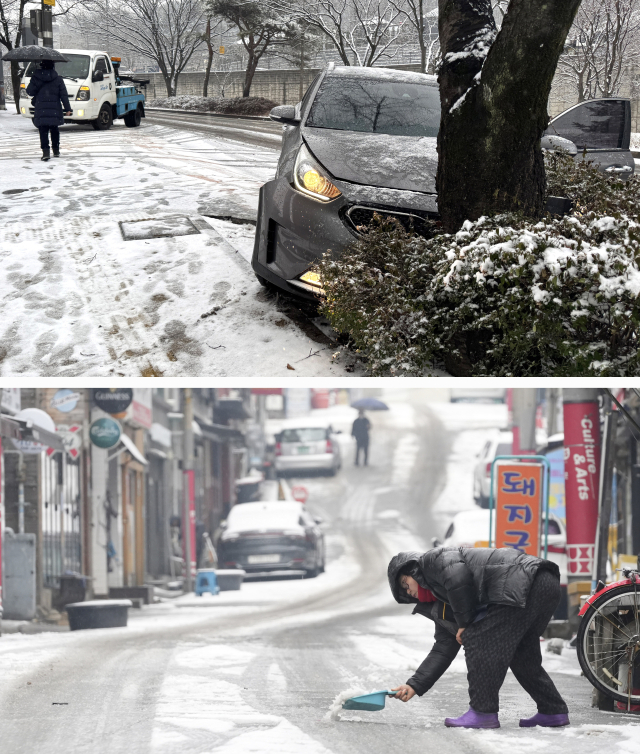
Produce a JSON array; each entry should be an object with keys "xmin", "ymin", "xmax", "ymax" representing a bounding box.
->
[{"xmin": 217, "ymin": 501, "xmax": 325, "ymax": 578}]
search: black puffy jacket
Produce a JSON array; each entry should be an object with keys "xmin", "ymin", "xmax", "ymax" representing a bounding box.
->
[
  {"xmin": 26, "ymin": 69, "xmax": 71, "ymax": 128},
  {"xmin": 388, "ymin": 547, "xmax": 559, "ymax": 628}
]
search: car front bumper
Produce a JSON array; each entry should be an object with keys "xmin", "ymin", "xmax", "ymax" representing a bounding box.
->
[{"xmin": 251, "ymin": 175, "xmax": 438, "ymax": 301}]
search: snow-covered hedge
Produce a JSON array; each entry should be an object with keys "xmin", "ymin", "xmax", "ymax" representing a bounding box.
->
[
  {"xmin": 319, "ymin": 155, "xmax": 640, "ymax": 376},
  {"xmin": 147, "ymin": 95, "xmax": 278, "ymax": 116}
]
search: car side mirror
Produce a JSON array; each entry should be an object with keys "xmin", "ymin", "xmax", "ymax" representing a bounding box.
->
[
  {"xmin": 92, "ymin": 71, "xmax": 104, "ymax": 82},
  {"xmin": 541, "ymin": 134, "xmax": 577, "ymax": 157},
  {"xmin": 335, "ymin": 430, "xmax": 342, "ymax": 434},
  {"xmin": 314, "ymin": 516, "xmax": 323, "ymax": 525},
  {"xmin": 269, "ymin": 105, "xmax": 299, "ymax": 124}
]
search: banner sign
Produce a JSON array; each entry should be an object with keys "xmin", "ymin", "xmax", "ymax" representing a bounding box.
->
[
  {"xmin": 563, "ymin": 400, "xmax": 601, "ymax": 576},
  {"xmin": 184, "ymin": 469, "xmax": 197, "ymax": 578},
  {"xmin": 92, "ymin": 388, "xmax": 133, "ymax": 415},
  {"xmin": 495, "ymin": 463, "xmax": 544, "ymax": 556},
  {"xmin": 89, "ymin": 417, "xmax": 121, "ymax": 449}
]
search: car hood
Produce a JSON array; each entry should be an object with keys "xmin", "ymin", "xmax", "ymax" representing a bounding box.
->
[{"xmin": 301, "ymin": 128, "xmax": 438, "ymax": 193}]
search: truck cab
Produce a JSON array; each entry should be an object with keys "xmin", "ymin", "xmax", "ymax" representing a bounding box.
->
[{"xmin": 19, "ymin": 49, "xmax": 145, "ymax": 130}]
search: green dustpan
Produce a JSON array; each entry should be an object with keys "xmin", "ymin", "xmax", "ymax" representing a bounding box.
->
[{"xmin": 342, "ymin": 690, "xmax": 395, "ymax": 711}]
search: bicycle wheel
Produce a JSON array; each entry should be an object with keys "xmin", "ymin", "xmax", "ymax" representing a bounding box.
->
[{"xmin": 577, "ymin": 583, "xmax": 640, "ymax": 706}]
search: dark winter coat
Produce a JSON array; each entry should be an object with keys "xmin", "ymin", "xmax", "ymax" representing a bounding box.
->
[
  {"xmin": 351, "ymin": 416, "xmax": 370, "ymax": 443},
  {"xmin": 26, "ymin": 69, "xmax": 71, "ymax": 128},
  {"xmin": 388, "ymin": 547, "xmax": 560, "ymax": 628}
]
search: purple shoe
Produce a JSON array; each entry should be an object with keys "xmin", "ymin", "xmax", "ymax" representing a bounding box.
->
[
  {"xmin": 444, "ymin": 707, "xmax": 500, "ymax": 728},
  {"xmin": 519, "ymin": 712, "xmax": 570, "ymax": 728}
]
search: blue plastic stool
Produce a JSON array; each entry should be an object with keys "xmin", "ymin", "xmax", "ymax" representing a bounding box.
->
[{"xmin": 195, "ymin": 569, "xmax": 220, "ymax": 596}]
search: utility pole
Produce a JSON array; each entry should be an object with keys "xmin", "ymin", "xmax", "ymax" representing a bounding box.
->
[
  {"xmin": 42, "ymin": 0, "xmax": 54, "ymax": 49},
  {"xmin": 593, "ymin": 394, "xmax": 617, "ymax": 587},
  {"xmin": 182, "ymin": 389, "xmax": 194, "ymax": 593},
  {"xmin": 0, "ymin": 62, "xmax": 6, "ymax": 110}
]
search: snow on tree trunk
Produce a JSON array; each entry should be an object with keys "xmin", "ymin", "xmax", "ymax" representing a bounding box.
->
[{"xmin": 436, "ymin": 0, "xmax": 582, "ymax": 232}]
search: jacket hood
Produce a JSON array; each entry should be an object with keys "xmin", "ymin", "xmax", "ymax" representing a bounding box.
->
[
  {"xmin": 33, "ymin": 69, "xmax": 58, "ymax": 82},
  {"xmin": 301, "ymin": 128, "xmax": 438, "ymax": 193},
  {"xmin": 388, "ymin": 551, "xmax": 428, "ymax": 605}
]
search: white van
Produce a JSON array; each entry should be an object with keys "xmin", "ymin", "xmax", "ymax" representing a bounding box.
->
[{"xmin": 19, "ymin": 49, "xmax": 117, "ymax": 129}]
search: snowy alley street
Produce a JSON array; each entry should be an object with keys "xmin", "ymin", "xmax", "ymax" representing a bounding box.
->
[
  {"xmin": 0, "ymin": 111, "xmax": 363, "ymax": 377},
  {"xmin": 1, "ymin": 394, "xmax": 639, "ymax": 754}
]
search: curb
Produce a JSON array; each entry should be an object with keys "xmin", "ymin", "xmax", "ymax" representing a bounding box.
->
[{"xmin": 145, "ymin": 107, "xmax": 272, "ymax": 122}]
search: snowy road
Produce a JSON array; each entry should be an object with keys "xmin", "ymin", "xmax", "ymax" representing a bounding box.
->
[
  {"xmin": 0, "ymin": 111, "xmax": 361, "ymax": 376},
  {"xmin": 2, "ymin": 398, "xmax": 639, "ymax": 754},
  {"xmin": 144, "ymin": 109, "xmax": 283, "ymax": 151}
]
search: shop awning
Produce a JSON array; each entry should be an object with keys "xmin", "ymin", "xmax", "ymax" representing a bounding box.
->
[
  {"xmin": 108, "ymin": 433, "xmax": 149, "ymax": 466},
  {"xmin": 196, "ymin": 419, "xmax": 245, "ymax": 445},
  {"xmin": 215, "ymin": 398, "xmax": 252, "ymax": 421},
  {"xmin": 1, "ymin": 414, "xmax": 65, "ymax": 450}
]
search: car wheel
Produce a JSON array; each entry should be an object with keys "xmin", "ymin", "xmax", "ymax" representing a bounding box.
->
[
  {"xmin": 124, "ymin": 106, "xmax": 142, "ymax": 128},
  {"xmin": 93, "ymin": 103, "xmax": 113, "ymax": 131}
]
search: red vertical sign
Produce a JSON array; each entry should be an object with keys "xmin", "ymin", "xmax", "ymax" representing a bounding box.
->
[
  {"xmin": 563, "ymin": 401, "xmax": 601, "ymax": 576},
  {"xmin": 0, "ymin": 437, "xmax": 3, "ymax": 617},
  {"xmin": 184, "ymin": 469, "xmax": 197, "ymax": 579},
  {"xmin": 495, "ymin": 463, "xmax": 543, "ymax": 555}
]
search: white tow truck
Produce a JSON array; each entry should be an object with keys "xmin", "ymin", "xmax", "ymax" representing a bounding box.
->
[{"xmin": 19, "ymin": 49, "xmax": 147, "ymax": 130}]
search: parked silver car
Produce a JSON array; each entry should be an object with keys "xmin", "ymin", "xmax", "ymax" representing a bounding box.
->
[{"xmin": 275, "ymin": 424, "xmax": 342, "ymax": 476}]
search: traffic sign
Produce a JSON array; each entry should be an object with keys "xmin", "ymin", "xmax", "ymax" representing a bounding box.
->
[
  {"xmin": 219, "ymin": 46, "xmax": 225, "ymax": 54},
  {"xmin": 291, "ymin": 485, "xmax": 308, "ymax": 504},
  {"xmin": 43, "ymin": 0, "xmax": 55, "ymax": 6}
]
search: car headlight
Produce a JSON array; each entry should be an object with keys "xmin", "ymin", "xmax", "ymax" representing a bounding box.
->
[
  {"xmin": 76, "ymin": 87, "xmax": 90, "ymax": 101},
  {"xmin": 20, "ymin": 86, "xmax": 28, "ymax": 99},
  {"xmin": 293, "ymin": 143, "xmax": 341, "ymax": 202}
]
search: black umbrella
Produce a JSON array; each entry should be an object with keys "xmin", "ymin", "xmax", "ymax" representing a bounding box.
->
[
  {"xmin": 351, "ymin": 398, "xmax": 389, "ymax": 411},
  {"xmin": 2, "ymin": 46, "xmax": 69, "ymax": 63}
]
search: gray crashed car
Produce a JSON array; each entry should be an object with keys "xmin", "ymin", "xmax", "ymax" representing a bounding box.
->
[
  {"xmin": 252, "ymin": 65, "xmax": 440, "ymax": 300},
  {"xmin": 252, "ymin": 66, "xmax": 635, "ymax": 301}
]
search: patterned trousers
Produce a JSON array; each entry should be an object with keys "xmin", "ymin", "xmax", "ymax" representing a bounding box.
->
[{"xmin": 462, "ymin": 569, "xmax": 569, "ymax": 714}]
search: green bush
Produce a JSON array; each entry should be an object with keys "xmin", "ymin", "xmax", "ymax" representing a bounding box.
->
[{"xmin": 319, "ymin": 155, "xmax": 640, "ymax": 376}]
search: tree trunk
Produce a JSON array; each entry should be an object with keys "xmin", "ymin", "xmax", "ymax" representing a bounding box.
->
[
  {"xmin": 243, "ymin": 54, "xmax": 258, "ymax": 97},
  {"xmin": 436, "ymin": 0, "xmax": 583, "ymax": 232},
  {"xmin": 203, "ymin": 18, "xmax": 213, "ymax": 98}
]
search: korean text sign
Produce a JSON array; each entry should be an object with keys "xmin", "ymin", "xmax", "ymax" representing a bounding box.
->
[{"xmin": 495, "ymin": 463, "xmax": 543, "ymax": 556}]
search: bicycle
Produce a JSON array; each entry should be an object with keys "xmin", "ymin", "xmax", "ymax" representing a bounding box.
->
[{"xmin": 576, "ymin": 558, "xmax": 640, "ymax": 712}]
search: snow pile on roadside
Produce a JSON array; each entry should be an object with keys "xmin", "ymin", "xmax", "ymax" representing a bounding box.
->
[{"xmin": 148, "ymin": 95, "xmax": 279, "ymax": 116}]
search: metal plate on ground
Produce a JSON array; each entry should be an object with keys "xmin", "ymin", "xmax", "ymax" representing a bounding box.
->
[
  {"xmin": 200, "ymin": 197, "xmax": 257, "ymax": 225},
  {"xmin": 120, "ymin": 216, "xmax": 201, "ymax": 241}
]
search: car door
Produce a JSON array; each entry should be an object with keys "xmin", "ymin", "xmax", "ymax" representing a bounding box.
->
[
  {"xmin": 93, "ymin": 55, "xmax": 115, "ymax": 106},
  {"xmin": 546, "ymin": 98, "xmax": 634, "ymax": 177}
]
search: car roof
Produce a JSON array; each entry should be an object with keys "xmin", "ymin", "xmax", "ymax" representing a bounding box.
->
[
  {"xmin": 58, "ymin": 49, "xmax": 108, "ymax": 56},
  {"xmin": 326, "ymin": 66, "xmax": 438, "ymax": 87},
  {"xmin": 228, "ymin": 500, "xmax": 303, "ymax": 516}
]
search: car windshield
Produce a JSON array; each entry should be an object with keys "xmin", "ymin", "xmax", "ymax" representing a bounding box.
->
[
  {"xmin": 281, "ymin": 428, "xmax": 327, "ymax": 443},
  {"xmin": 548, "ymin": 100, "xmax": 627, "ymax": 149},
  {"xmin": 25, "ymin": 54, "xmax": 91, "ymax": 80},
  {"xmin": 306, "ymin": 76, "xmax": 441, "ymax": 137},
  {"xmin": 496, "ymin": 442, "xmax": 512, "ymax": 456},
  {"xmin": 226, "ymin": 503, "xmax": 302, "ymax": 532}
]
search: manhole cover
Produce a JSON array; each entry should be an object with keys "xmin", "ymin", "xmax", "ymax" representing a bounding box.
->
[
  {"xmin": 120, "ymin": 216, "xmax": 200, "ymax": 241},
  {"xmin": 3, "ymin": 188, "xmax": 29, "ymax": 195}
]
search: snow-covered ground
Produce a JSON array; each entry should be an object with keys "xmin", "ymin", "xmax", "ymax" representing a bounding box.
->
[{"xmin": 0, "ymin": 112, "xmax": 362, "ymax": 376}]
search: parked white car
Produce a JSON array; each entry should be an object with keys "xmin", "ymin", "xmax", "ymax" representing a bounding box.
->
[
  {"xmin": 450, "ymin": 388, "xmax": 505, "ymax": 403},
  {"xmin": 472, "ymin": 430, "xmax": 513, "ymax": 507},
  {"xmin": 274, "ymin": 421, "xmax": 342, "ymax": 476},
  {"xmin": 439, "ymin": 509, "xmax": 567, "ymax": 587}
]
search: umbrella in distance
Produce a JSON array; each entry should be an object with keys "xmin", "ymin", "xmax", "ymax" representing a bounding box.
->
[
  {"xmin": 2, "ymin": 46, "xmax": 69, "ymax": 63},
  {"xmin": 351, "ymin": 398, "xmax": 389, "ymax": 411}
]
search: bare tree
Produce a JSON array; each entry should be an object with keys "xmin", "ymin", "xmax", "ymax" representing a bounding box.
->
[
  {"xmin": 206, "ymin": 0, "xmax": 290, "ymax": 96},
  {"xmin": 558, "ymin": 0, "xmax": 640, "ymax": 101},
  {"xmin": 389, "ymin": 0, "xmax": 440, "ymax": 73},
  {"xmin": 1, "ymin": 0, "xmax": 89, "ymax": 111},
  {"xmin": 202, "ymin": 16, "xmax": 229, "ymax": 97},
  {"xmin": 436, "ymin": 0, "xmax": 583, "ymax": 231},
  {"xmin": 72, "ymin": 0, "xmax": 205, "ymax": 96},
  {"xmin": 267, "ymin": 0, "xmax": 408, "ymax": 67}
]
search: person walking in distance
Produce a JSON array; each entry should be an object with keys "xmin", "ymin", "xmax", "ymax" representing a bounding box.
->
[
  {"xmin": 351, "ymin": 410, "xmax": 371, "ymax": 466},
  {"xmin": 26, "ymin": 60, "xmax": 72, "ymax": 161}
]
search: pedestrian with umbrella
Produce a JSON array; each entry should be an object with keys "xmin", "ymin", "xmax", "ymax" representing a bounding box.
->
[
  {"xmin": 2, "ymin": 47, "xmax": 72, "ymax": 161},
  {"xmin": 387, "ymin": 547, "xmax": 570, "ymax": 729},
  {"xmin": 350, "ymin": 398, "xmax": 388, "ymax": 467}
]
